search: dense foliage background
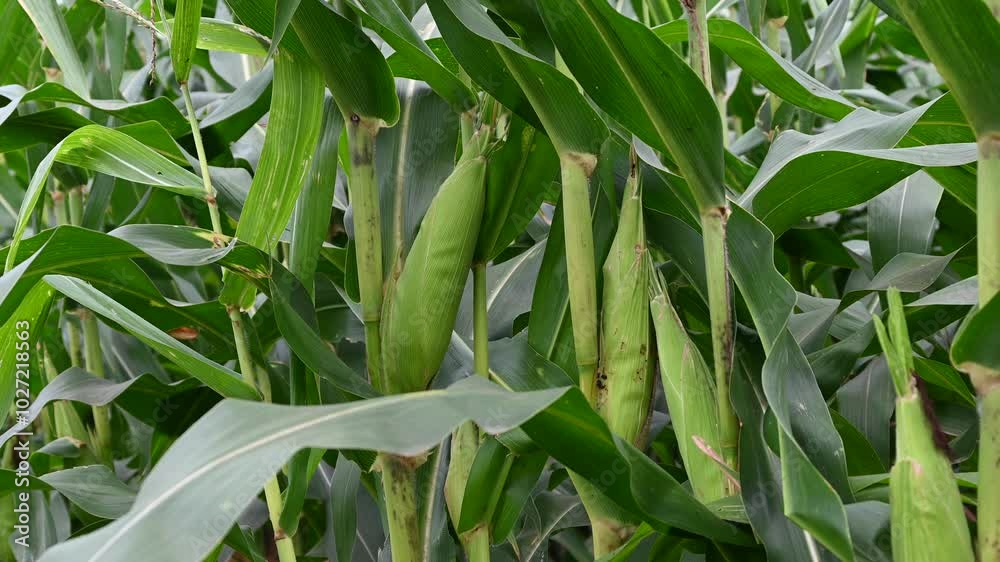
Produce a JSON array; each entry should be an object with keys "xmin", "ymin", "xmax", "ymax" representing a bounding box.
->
[{"xmin": 0, "ymin": 0, "xmax": 994, "ymax": 561}]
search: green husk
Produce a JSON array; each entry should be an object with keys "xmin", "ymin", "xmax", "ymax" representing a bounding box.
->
[
  {"xmin": 873, "ymin": 288, "xmax": 974, "ymax": 562},
  {"xmin": 597, "ymin": 169, "xmax": 653, "ymax": 448},
  {"xmin": 650, "ymin": 273, "xmax": 727, "ymax": 503},
  {"xmin": 380, "ymin": 129, "xmax": 489, "ymax": 394}
]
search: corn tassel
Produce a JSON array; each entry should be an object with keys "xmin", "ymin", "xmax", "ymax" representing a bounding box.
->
[
  {"xmin": 650, "ymin": 271, "xmax": 727, "ymax": 503},
  {"xmin": 597, "ymin": 168, "xmax": 653, "ymax": 448},
  {"xmin": 873, "ymin": 288, "xmax": 974, "ymax": 562},
  {"xmin": 379, "ymin": 129, "xmax": 489, "ymax": 395}
]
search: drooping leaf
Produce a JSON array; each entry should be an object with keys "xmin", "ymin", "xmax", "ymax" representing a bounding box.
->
[
  {"xmin": 4, "ymin": 125, "xmax": 205, "ymax": 272},
  {"xmin": 0, "ymin": 367, "xmax": 203, "ymax": 445},
  {"xmin": 893, "ymin": 0, "xmax": 1000, "ymax": 135},
  {"xmin": 36, "ymin": 377, "xmax": 566, "ymax": 562},
  {"xmin": 0, "ymin": 83, "xmax": 189, "ymax": 135},
  {"xmin": 429, "ymin": 0, "xmax": 609, "ymax": 156},
  {"xmin": 44, "ymin": 275, "xmax": 259, "ymax": 400},
  {"xmin": 355, "ymin": 0, "xmax": 476, "ymax": 111},
  {"xmin": 292, "ymin": 0, "xmax": 400, "ymax": 124},
  {"xmin": 653, "ymin": 18, "xmax": 855, "ymax": 120},
  {"xmin": 740, "ymin": 102, "xmax": 976, "ymax": 235}
]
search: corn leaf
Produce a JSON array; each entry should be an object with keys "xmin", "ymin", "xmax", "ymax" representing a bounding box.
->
[
  {"xmin": 653, "ymin": 18, "xmax": 855, "ymax": 120},
  {"xmin": 355, "ymin": 0, "xmax": 476, "ymax": 112},
  {"xmin": 171, "ymin": 0, "xmax": 202, "ymax": 83},
  {"xmin": 292, "ymin": 0, "xmax": 399, "ymax": 125},
  {"xmin": 223, "ymin": 53, "xmax": 324, "ymax": 307},
  {"xmin": 536, "ymin": 0, "xmax": 724, "ymax": 210},
  {"xmin": 44, "ymin": 275, "xmax": 259, "ymax": 400},
  {"xmin": 17, "ymin": 0, "xmax": 88, "ymax": 95},
  {"xmin": 35, "ymin": 378, "xmax": 567, "ymax": 562}
]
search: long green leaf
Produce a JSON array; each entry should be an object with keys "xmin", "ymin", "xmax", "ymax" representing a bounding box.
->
[
  {"xmin": 0, "ymin": 367, "xmax": 202, "ymax": 444},
  {"xmin": 18, "ymin": 0, "xmax": 88, "ymax": 94},
  {"xmin": 428, "ymin": 0, "xmax": 608, "ymax": 156},
  {"xmin": 292, "ymin": 0, "xmax": 399, "ymax": 124},
  {"xmin": 223, "ymin": 53, "xmax": 324, "ymax": 307},
  {"xmin": 0, "ymin": 83, "xmax": 189, "ymax": 134},
  {"xmin": 35, "ymin": 377, "xmax": 566, "ymax": 562},
  {"xmin": 4, "ymin": 125, "xmax": 204, "ymax": 273},
  {"xmin": 536, "ymin": 0, "xmax": 723, "ymax": 210},
  {"xmin": 653, "ymin": 18, "xmax": 855, "ymax": 120},
  {"xmin": 44, "ymin": 275, "xmax": 259, "ymax": 401},
  {"xmin": 893, "ymin": 0, "xmax": 1000, "ymax": 135},
  {"xmin": 356, "ymin": 0, "xmax": 476, "ymax": 111},
  {"xmin": 171, "ymin": 0, "xmax": 203, "ymax": 83},
  {"xmin": 739, "ymin": 101, "xmax": 977, "ymax": 235}
]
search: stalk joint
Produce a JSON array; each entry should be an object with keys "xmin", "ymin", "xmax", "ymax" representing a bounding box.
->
[{"xmin": 979, "ymin": 132, "xmax": 1000, "ymax": 158}]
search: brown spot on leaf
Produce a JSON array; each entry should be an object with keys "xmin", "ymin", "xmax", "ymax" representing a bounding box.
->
[{"xmin": 169, "ymin": 327, "xmax": 199, "ymax": 340}]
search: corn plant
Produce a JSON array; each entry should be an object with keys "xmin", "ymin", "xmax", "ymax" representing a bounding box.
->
[{"xmin": 0, "ymin": 0, "xmax": 996, "ymax": 561}]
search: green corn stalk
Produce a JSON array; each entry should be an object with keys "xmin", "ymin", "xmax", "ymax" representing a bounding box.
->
[
  {"xmin": 872, "ymin": 288, "xmax": 974, "ymax": 562},
  {"xmin": 47, "ymin": 192, "xmax": 89, "ymax": 453},
  {"xmin": 650, "ymin": 271, "xmax": 727, "ymax": 503},
  {"xmin": 347, "ymin": 116, "xmax": 387, "ymax": 392},
  {"xmin": 171, "ymin": 35, "xmax": 297, "ymax": 561},
  {"xmin": 597, "ymin": 166, "xmax": 653, "ymax": 448},
  {"xmin": 42, "ymin": 350, "xmax": 88, "ymax": 450},
  {"xmin": 446, "ymin": 261, "xmax": 492, "ymax": 562},
  {"xmin": 560, "ymin": 152, "xmax": 601, "ymax": 405},
  {"xmin": 682, "ymin": 0, "xmax": 738, "ymax": 475}
]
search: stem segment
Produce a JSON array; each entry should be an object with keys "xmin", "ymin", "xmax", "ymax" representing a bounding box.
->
[
  {"xmin": 67, "ymin": 186, "xmax": 112, "ymax": 464},
  {"xmin": 559, "ymin": 153, "xmax": 599, "ymax": 405},
  {"xmin": 686, "ymin": 0, "xmax": 738, "ymax": 479},
  {"xmin": 703, "ymin": 208, "xmax": 738, "ymax": 480},
  {"xmin": 265, "ymin": 476, "xmax": 297, "ymax": 562},
  {"xmin": 181, "ymin": 83, "xmax": 223, "ymax": 236},
  {"xmin": 978, "ymin": 134, "xmax": 1000, "ymax": 562},
  {"xmin": 183, "ymin": 78, "xmax": 293, "ymax": 561},
  {"xmin": 447, "ymin": 262, "xmax": 491, "ymax": 562},
  {"xmin": 683, "ymin": 0, "xmax": 711, "ymax": 88},
  {"xmin": 472, "ymin": 263, "xmax": 489, "ymax": 378},
  {"xmin": 80, "ymin": 309, "xmax": 111, "ymax": 463},
  {"xmin": 379, "ymin": 453, "xmax": 424, "ymax": 562},
  {"xmin": 346, "ymin": 115, "xmax": 385, "ymax": 391}
]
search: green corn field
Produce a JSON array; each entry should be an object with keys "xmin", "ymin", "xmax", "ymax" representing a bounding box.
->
[{"xmin": 0, "ymin": 0, "xmax": 996, "ymax": 560}]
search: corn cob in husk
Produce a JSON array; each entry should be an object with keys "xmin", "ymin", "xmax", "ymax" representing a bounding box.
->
[
  {"xmin": 379, "ymin": 130, "xmax": 489, "ymax": 394},
  {"xmin": 597, "ymin": 169, "xmax": 654, "ymax": 448},
  {"xmin": 650, "ymin": 271, "xmax": 727, "ymax": 503},
  {"xmin": 873, "ymin": 288, "xmax": 974, "ymax": 562}
]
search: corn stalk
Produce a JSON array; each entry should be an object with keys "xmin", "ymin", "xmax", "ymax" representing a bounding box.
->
[
  {"xmin": 180, "ymin": 77, "xmax": 293, "ymax": 562},
  {"xmin": 683, "ymin": 0, "xmax": 738, "ymax": 477},
  {"xmin": 347, "ymin": 116, "xmax": 387, "ymax": 392}
]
